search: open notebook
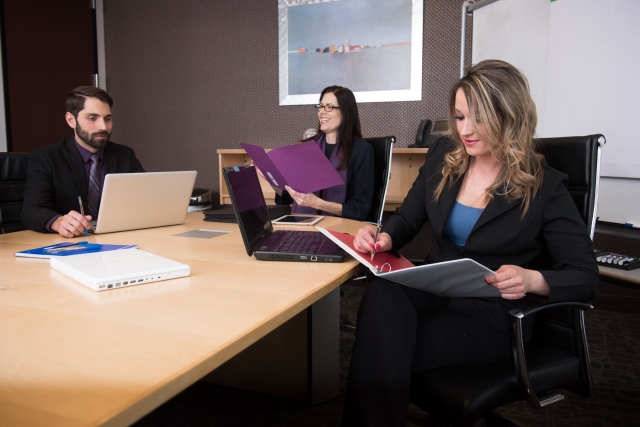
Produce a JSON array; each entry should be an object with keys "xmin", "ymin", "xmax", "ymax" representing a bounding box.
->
[{"xmin": 317, "ymin": 228, "xmax": 499, "ymax": 298}]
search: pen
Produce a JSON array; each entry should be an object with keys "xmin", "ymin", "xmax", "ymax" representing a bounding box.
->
[
  {"xmin": 77, "ymin": 196, "xmax": 88, "ymax": 238},
  {"xmin": 42, "ymin": 242, "xmax": 76, "ymax": 251},
  {"xmin": 371, "ymin": 220, "xmax": 381, "ymax": 261},
  {"xmin": 44, "ymin": 243, "xmax": 85, "ymax": 253}
]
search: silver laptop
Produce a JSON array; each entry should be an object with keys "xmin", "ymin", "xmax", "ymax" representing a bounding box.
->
[{"xmin": 90, "ymin": 171, "xmax": 197, "ymax": 234}]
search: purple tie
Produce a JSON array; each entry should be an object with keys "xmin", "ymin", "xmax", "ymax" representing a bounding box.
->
[{"xmin": 87, "ymin": 154, "xmax": 101, "ymax": 219}]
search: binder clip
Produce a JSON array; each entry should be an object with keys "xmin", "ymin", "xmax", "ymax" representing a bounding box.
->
[{"xmin": 376, "ymin": 263, "xmax": 392, "ymax": 273}]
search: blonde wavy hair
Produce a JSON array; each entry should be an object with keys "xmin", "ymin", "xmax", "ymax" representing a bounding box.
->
[{"xmin": 434, "ymin": 59, "xmax": 544, "ymax": 216}]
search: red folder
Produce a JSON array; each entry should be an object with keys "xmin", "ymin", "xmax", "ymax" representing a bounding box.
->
[{"xmin": 318, "ymin": 228, "xmax": 414, "ymax": 273}]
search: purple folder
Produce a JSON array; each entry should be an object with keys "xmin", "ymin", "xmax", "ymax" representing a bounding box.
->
[{"xmin": 239, "ymin": 142, "xmax": 344, "ymax": 194}]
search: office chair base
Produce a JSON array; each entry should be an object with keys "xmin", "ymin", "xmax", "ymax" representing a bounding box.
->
[{"xmin": 537, "ymin": 391, "xmax": 565, "ymax": 407}]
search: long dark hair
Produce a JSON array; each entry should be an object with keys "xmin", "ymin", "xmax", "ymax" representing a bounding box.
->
[{"xmin": 306, "ymin": 85, "xmax": 362, "ymax": 170}]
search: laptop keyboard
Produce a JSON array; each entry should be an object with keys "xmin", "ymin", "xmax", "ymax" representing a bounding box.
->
[{"xmin": 274, "ymin": 231, "xmax": 324, "ymax": 254}]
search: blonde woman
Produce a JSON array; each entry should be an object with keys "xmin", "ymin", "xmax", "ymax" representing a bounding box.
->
[{"xmin": 341, "ymin": 60, "xmax": 601, "ymax": 426}]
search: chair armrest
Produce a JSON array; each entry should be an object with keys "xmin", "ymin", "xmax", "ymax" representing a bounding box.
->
[
  {"xmin": 508, "ymin": 301, "xmax": 594, "ymax": 408},
  {"xmin": 512, "ymin": 301, "xmax": 593, "ymax": 318}
]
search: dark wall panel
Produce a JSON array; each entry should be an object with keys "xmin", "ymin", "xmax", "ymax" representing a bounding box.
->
[
  {"xmin": 104, "ymin": 0, "xmax": 472, "ymax": 202},
  {"xmin": 3, "ymin": 0, "xmax": 96, "ymax": 152}
]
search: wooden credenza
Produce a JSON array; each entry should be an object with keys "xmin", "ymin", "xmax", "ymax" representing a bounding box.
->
[{"xmin": 216, "ymin": 147, "xmax": 429, "ymax": 211}]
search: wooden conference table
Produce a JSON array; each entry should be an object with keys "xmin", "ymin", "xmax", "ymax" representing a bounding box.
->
[{"xmin": 0, "ymin": 213, "xmax": 364, "ymax": 426}]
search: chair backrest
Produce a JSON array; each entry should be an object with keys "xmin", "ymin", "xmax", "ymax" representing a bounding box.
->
[
  {"xmin": 363, "ymin": 136, "xmax": 395, "ymax": 223},
  {"xmin": 0, "ymin": 152, "xmax": 30, "ymax": 233},
  {"xmin": 533, "ymin": 134, "xmax": 605, "ymax": 398},
  {"xmin": 536, "ymin": 134, "xmax": 605, "ymax": 239}
]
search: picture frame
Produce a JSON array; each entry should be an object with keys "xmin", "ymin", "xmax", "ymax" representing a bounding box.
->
[{"xmin": 278, "ymin": 0, "xmax": 423, "ymax": 105}]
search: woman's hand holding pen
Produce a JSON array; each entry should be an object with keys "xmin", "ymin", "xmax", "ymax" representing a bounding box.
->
[{"xmin": 353, "ymin": 225, "xmax": 392, "ymax": 254}]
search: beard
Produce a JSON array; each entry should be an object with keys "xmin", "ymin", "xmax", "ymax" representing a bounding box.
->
[{"xmin": 76, "ymin": 122, "xmax": 110, "ymax": 150}]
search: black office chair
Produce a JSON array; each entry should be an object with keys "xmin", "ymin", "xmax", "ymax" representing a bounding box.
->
[
  {"xmin": 340, "ymin": 136, "xmax": 395, "ymax": 333},
  {"xmin": 363, "ymin": 136, "xmax": 395, "ymax": 224},
  {"xmin": 409, "ymin": 134, "xmax": 606, "ymax": 426},
  {"xmin": 0, "ymin": 152, "xmax": 30, "ymax": 234}
]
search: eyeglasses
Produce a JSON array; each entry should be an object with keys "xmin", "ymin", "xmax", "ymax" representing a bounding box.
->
[{"xmin": 314, "ymin": 103, "xmax": 340, "ymax": 112}]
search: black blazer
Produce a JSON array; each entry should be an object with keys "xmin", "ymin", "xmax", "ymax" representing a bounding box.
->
[
  {"xmin": 383, "ymin": 138, "xmax": 601, "ymax": 335},
  {"xmin": 21, "ymin": 137, "xmax": 145, "ymax": 232}
]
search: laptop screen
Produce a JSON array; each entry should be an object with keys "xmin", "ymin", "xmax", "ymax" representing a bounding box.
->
[{"xmin": 224, "ymin": 165, "xmax": 272, "ymax": 249}]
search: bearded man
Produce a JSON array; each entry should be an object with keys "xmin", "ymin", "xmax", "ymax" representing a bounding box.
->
[{"xmin": 21, "ymin": 86, "xmax": 144, "ymax": 237}]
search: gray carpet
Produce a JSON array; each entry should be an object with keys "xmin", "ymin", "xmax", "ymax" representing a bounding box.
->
[{"xmin": 133, "ymin": 283, "xmax": 640, "ymax": 427}]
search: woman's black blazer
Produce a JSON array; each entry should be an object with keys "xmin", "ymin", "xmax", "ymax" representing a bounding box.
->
[{"xmin": 382, "ymin": 138, "xmax": 601, "ymax": 335}]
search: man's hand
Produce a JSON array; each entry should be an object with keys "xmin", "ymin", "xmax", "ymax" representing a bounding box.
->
[{"xmin": 51, "ymin": 210, "xmax": 92, "ymax": 238}]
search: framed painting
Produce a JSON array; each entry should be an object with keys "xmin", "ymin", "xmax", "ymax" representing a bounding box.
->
[{"xmin": 278, "ymin": 0, "xmax": 423, "ymax": 105}]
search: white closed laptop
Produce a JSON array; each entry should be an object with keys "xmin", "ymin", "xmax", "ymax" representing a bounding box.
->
[
  {"xmin": 90, "ymin": 171, "xmax": 197, "ymax": 234},
  {"xmin": 50, "ymin": 249, "xmax": 191, "ymax": 291}
]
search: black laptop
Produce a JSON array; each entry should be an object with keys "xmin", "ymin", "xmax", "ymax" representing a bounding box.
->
[{"xmin": 222, "ymin": 164, "xmax": 345, "ymax": 263}]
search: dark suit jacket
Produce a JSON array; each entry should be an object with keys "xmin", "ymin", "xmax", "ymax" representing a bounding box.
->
[
  {"xmin": 383, "ymin": 138, "xmax": 601, "ymax": 335},
  {"xmin": 21, "ymin": 137, "xmax": 145, "ymax": 232}
]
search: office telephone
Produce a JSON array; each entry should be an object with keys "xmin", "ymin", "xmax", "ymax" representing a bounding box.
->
[{"xmin": 410, "ymin": 118, "xmax": 451, "ymax": 148}]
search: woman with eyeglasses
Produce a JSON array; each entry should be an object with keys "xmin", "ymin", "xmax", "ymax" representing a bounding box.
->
[{"xmin": 274, "ymin": 85, "xmax": 374, "ymax": 220}]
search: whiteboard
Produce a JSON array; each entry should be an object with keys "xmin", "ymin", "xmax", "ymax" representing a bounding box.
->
[
  {"xmin": 543, "ymin": 0, "xmax": 640, "ymax": 179},
  {"xmin": 597, "ymin": 178, "xmax": 640, "ymax": 227},
  {"xmin": 472, "ymin": 0, "xmax": 550, "ymax": 136},
  {"xmin": 472, "ymin": 0, "xmax": 640, "ymax": 226}
]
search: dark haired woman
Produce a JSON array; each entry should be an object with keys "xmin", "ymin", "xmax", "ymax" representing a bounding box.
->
[
  {"xmin": 341, "ymin": 60, "xmax": 601, "ymax": 426},
  {"xmin": 275, "ymin": 85, "xmax": 374, "ymax": 221}
]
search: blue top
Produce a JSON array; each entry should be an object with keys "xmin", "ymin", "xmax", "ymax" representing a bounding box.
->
[{"xmin": 443, "ymin": 201, "xmax": 484, "ymax": 247}]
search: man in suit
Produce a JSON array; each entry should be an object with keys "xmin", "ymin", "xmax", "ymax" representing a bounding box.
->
[{"xmin": 21, "ymin": 86, "xmax": 144, "ymax": 237}]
